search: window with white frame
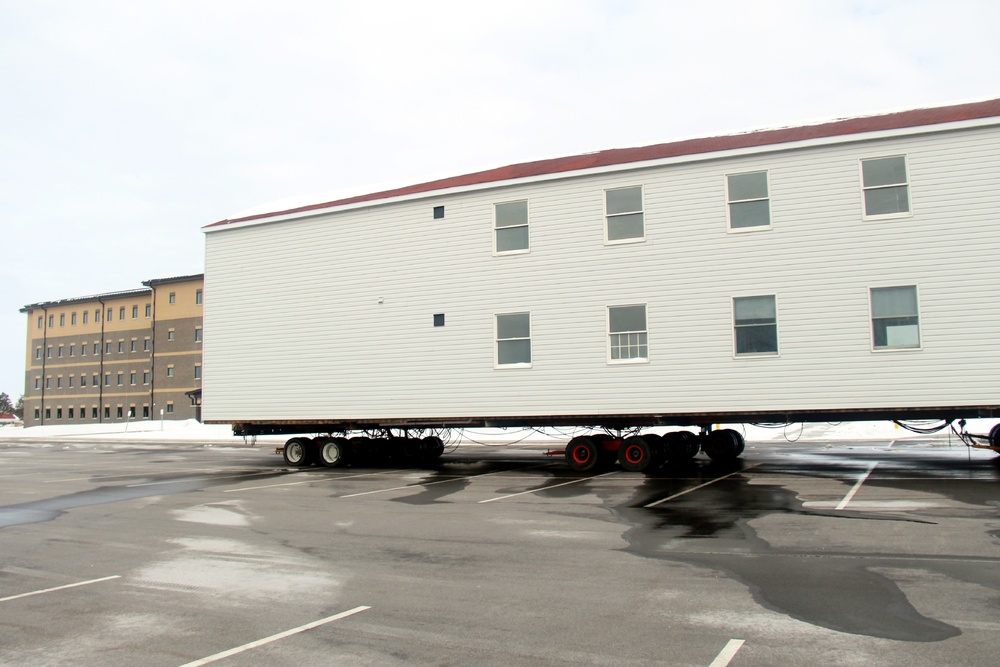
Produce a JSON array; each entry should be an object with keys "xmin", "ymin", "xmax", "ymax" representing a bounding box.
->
[
  {"xmin": 727, "ymin": 171, "xmax": 770, "ymax": 230},
  {"xmin": 861, "ymin": 156, "xmax": 910, "ymax": 217},
  {"xmin": 495, "ymin": 313, "xmax": 531, "ymax": 366},
  {"xmin": 194, "ymin": 365, "xmax": 202, "ymax": 380},
  {"xmin": 194, "ymin": 327, "xmax": 203, "ymax": 343},
  {"xmin": 608, "ymin": 305, "xmax": 648, "ymax": 361},
  {"xmin": 494, "ymin": 200, "xmax": 529, "ymax": 253},
  {"xmin": 871, "ymin": 286, "xmax": 920, "ymax": 349},
  {"xmin": 733, "ymin": 295, "xmax": 778, "ymax": 355},
  {"xmin": 605, "ymin": 186, "xmax": 644, "ymax": 242}
]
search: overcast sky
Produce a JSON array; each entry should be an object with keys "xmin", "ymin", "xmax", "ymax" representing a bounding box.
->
[{"xmin": 1, "ymin": 0, "xmax": 998, "ymax": 402}]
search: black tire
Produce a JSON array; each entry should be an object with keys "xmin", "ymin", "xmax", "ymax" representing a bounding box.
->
[
  {"xmin": 422, "ymin": 436, "xmax": 445, "ymax": 461},
  {"xmin": 619, "ymin": 436, "xmax": 654, "ymax": 472},
  {"xmin": 989, "ymin": 424, "xmax": 1000, "ymax": 452},
  {"xmin": 643, "ymin": 433, "xmax": 667, "ymax": 468},
  {"xmin": 282, "ymin": 437, "xmax": 312, "ymax": 467},
  {"xmin": 349, "ymin": 436, "xmax": 374, "ymax": 465},
  {"xmin": 664, "ymin": 431, "xmax": 698, "ymax": 462},
  {"xmin": 565, "ymin": 436, "xmax": 600, "ymax": 472},
  {"xmin": 703, "ymin": 430, "xmax": 742, "ymax": 462},
  {"xmin": 318, "ymin": 437, "xmax": 349, "ymax": 467}
]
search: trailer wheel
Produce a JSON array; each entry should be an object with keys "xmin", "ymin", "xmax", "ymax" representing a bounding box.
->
[
  {"xmin": 990, "ymin": 424, "xmax": 1000, "ymax": 452},
  {"xmin": 422, "ymin": 436, "xmax": 445, "ymax": 461},
  {"xmin": 642, "ymin": 433, "xmax": 667, "ymax": 468},
  {"xmin": 566, "ymin": 436, "xmax": 601, "ymax": 472},
  {"xmin": 619, "ymin": 436, "xmax": 654, "ymax": 472},
  {"xmin": 664, "ymin": 431, "xmax": 698, "ymax": 462},
  {"xmin": 282, "ymin": 437, "xmax": 312, "ymax": 467},
  {"xmin": 703, "ymin": 430, "xmax": 742, "ymax": 462},
  {"xmin": 318, "ymin": 437, "xmax": 349, "ymax": 468}
]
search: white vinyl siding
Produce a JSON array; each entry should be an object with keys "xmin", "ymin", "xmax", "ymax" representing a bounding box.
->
[
  {"xmin": 494, "ymin": 200, "xmax": 529, "ymax": 254},
  {"xmin": 203, "ymin": 120, "xmax": 1000, "ymax": 422},
  {"xmin": 605, "ymin": 185, "xmax": 644, "ymax": 243},
  {"xmin": 861, "ymin": 155, "xmax": 910, "ymax": 218}
]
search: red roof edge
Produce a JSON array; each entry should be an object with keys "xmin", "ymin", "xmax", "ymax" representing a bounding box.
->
[{"xmin": 208, "ymin": 97, "xmax": 1000, "ymax": 229}]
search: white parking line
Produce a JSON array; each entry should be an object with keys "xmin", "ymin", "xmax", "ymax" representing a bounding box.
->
[
  {"xmin": 478, "ymin": 471, "xmax": 618, "ymax": 504},
  {"xmin": 340, "ymin": 464, "xmax": 551, "ymax": 499},
  {"xmin": 0, "ymin": 575, "xmax": 121, "ymax": 603},
  {"xmin": 177, "ymin": 605, "xmax": 371, "ymax": 667},
  {"xmin": 225, "ymin": 469, "xmax": 406, "ymax": 492},
  {"xmin": 708, "ymin": 639, "xmax": 745, "ymax": 666},
  {"xmin": 644, "ymin": 464, "xmax": 760, "ymax": 508},
  {"xmin": 836, "ymin": 462, "xmax": 878, "ymax": 510}
]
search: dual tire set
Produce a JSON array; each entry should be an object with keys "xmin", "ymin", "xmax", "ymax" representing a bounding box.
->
[
  {"xmin": 565, "ymin": 429, "xmax": 746, "ymax": 472},
  {"xmin": 282, "ymin": 435, "xmax": 446, "ymax": 468}
]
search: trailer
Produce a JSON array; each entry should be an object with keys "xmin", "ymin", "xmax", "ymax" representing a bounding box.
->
[{"xmin": 202, "ymin": 98, "xmax": 1000, "ymax": 471}]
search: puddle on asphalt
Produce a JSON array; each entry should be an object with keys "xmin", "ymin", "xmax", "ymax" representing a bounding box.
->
[{"xmin": 609, "ymin": 461, "xmax": 968, "ymax": 642}]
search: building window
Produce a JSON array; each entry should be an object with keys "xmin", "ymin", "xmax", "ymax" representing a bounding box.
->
[
  {"xmin": 56, "ymin": 408, "xmax": 62, "ymax": 419},
  {"xmin": 92, "ymin": 407, "xmax": 98, "ymax": 419},
  {"xmin": 167, "ymin": 366, "xmax": 174, "ymax": 377},
  {"xmin": 34, "ymin": 408, "xmax": 39, "ymax": 420},
  {"xmin": 37, "ymin": 316, "xmax": 42, "ymax": 329},
  {"xmin": 433, "ymin": 314, "xmax": 445, "ymax": 327},
  {"xmin": 45, "ymin": 408, "xmax": 51, "ymax": 419},
  {"xmin": 862, "ymin": 156, "xmax": 910, "ymax": 218},
  {"xmin": 145, "ymin": 304, "xmax": 151, "ymax": 317},
  {"xmin": 128, "ymin": 406, "xmax": 135, "ymax": 418},
  {"xmin": 143, "ymin": 338, "xmax": 151, "ymax": 352},
  {"xmin": 605, "ymin": 186, "xmax": 644, "ymax": 243},
  {"xmin": 106, "ymin": 342, "xmax": 112, "ymax": 354},
  {"xmin": 608, "ymin": 305, "xmax": 648, "ymax": 362},
  {"xmin": 143, "ymin": 371, "xmax": 150, "ymax": 385},
  {"xmin": 68, "ymin": 407, "xmax": 74, "ymax": 419},
  {"xmin": 81, "ymin": 344, "xmax": 86, "ymax": 357},
  {"xmin": 107, "ymin": 308, "xmax": 113, "ymax": 322},
  {"xmin": 92, "ymin": 373, "xmax": 99, "ymax": 386},
  {"xmin": 34, "ymin": 377, "xmax": 40, "ymax": 389},
  {"xmin": 495, "ymin": 313, "xmax": 531, "ymax": 367},
  {"xmin": 733, "ymin": 295, "xmax": 779, "ymax": 355},
  {"xmin": 69, "ymin": 344, "xmax": 75, "ymax": 357},
  {"xmin": 45, "ymin": 377, "xmax": 51, "ymax": 389},
  {"xmin": 130, "ymin": 340, "xmax": 137, "ymax": 352},
  {"xmin": 118, "ymin": 341, "xmax": 125, "ymax": 353},
  {"xmin": 194, "ymin": 365, "xmax": 202, "ymax": 380},
  {"xmin": 166, "ymin": 403, "xmax": 174, "ymax": 414},
  {"xmin": 494, "ymin": 200, "xmax": 529, "ymax": 253},
  {"xmin": 83, "ymin": 311, "xmax": 88, "ymax": 325},
  {"xmin": 119, "ymin": 307, "xmax": 125, "ymax": 320},
  {"xmin": 727, "ymin": 171, "xmax": 771, "ymax": 230},
  {"xmin": 104, "ymin": 407, "xmax": 110, "ymax": 419},
  {"xmin": 196, "ymin": 290, "xmax": 203, "ymax": 305},
  {"xmin": 48, "ymin": 315, "xmax": 54, "ymax": 328},
  {"xmin": 59, "ymin": 313, "xmax": 65, "ymax": 326},
  {"xmin": 169, "ymin": 292, "xmax": 176, "ymax": 304},
  {"xmin": 116, "ymin": 407, "xmax": 123, "ymax": 418},
  {"xmin": 104, "ymin": 374, "xmax": 111, "ymax": 387},
  {"xmin": 56, "ymin": 377, "xmax": 62, "ymax": 389},
  {"xmin": 80, "ymin": 375, "xmax": 86, "ymax": 387},
  {"xmin": 167, "ymin": 330, "xmax": 175, "ymax": 341},
  {"xmin": 46, "ymin": 346, "xmax": 52, "ymax": 359},
  {"xmin": 71, "ymin": 312, "xmax": 77, "ymax": 325},
  {"xmin": 130, "ymin": 372, "xmax": 136, "ymax": 386},
  {"xmin": 143, "ymin": 406, "xmax": 149, "ymax": 418},
  {"xmin": 35, "ymin": 347, "xmax": 41, "ymax": 360},
  {"xmin": 117, "ymin": 373, "xmax": 123, "ymax": 386},
  {"xmin": 132, "ymin": 305, "xmax": 138, "ymax": 318},
  {"xmin": 871, "ymin": 286, "xmax": 920, "ymax": 349},
  {"xmin": 94, "ymin": 343, "xmax": 100, "ymax": 355},
  {"xmin": 194, "ymin": 328, "xmax": 203, "ymax": 342},
  {"xmin": 433, "ymin": 205, "xmax": 445, "ymax": 219},
  {"xmin": 68, "ymin": 376, "xmax": 74, "ymax": 388}
]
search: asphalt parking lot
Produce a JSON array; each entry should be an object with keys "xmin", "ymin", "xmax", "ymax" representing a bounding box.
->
[{"xmin": 1, "ymin": 436, "xmax": 999, "ymax": 666}]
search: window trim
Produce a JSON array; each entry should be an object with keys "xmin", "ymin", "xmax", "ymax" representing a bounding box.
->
[
  {"xmin": 869, "ymin": 284, "xmax": 922, "ymax": 352},
  {"xmin": 493, "ymin": 200, "xmax": 530, "ymax": 256},
  {"xmin": 607, "ymin": 303, "xmax": 650, "ymax": 364},
  {"xmin": 732, "ymin": 294, "xmax": 780, "ymax": 358},
  {"xmin": 494, "ymin": 311, "xmax": 532, "ymax": 369},
  {"xmin": 860, "ymin": 154, "xmax": 912, "ymax": 221},
  {"xmin": 725, "ymin": 170, "xmax": 772, "ymax": 233},
  {"xmin": 604, "ymin": 185, "xmax": 646, "ymax": 245}
]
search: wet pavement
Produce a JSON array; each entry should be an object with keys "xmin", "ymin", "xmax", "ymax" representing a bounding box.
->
[{"xmin": 0, "ymin": 438, "xmax": 998, "ymax": 665}]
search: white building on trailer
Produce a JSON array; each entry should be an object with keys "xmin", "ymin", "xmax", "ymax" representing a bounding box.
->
[{"xmin": 202, "ymin": 98, "xmax": 1000, "ymax": 465}]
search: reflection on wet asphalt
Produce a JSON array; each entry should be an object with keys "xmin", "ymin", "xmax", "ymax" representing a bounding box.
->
[{"xmin": 605, "ymin": 452, "xmax": 1000, "ymax": 642}]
